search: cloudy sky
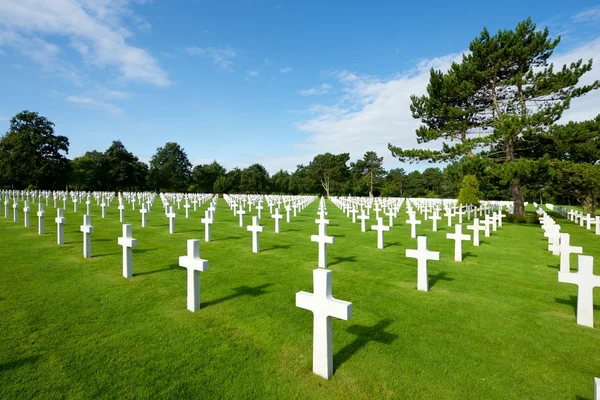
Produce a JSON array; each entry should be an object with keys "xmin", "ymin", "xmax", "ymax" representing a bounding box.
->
[{"xmin": 0, "ymin": 0, "xmax": 599, "ymax": 173}]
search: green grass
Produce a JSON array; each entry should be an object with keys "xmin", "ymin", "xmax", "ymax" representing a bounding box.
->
[{"xmin": 0, "ymin": 198, "xmax": 599, "ymax": 399}]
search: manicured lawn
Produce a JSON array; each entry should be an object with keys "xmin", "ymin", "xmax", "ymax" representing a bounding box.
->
[{"xmin": 0, "ymin": 198, "xmax": 599, "ymax": 399}]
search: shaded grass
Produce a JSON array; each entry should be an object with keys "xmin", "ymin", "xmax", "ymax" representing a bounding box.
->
[{"xmin": 0, "ymin": 198, "xmax": 598, "ymax": 399}]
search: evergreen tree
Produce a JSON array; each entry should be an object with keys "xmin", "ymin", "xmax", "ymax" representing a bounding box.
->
[
  {"xmin": 389, "ymin": 18, "xmax": 599, "ymax": 215},
  {"xmin": 457, "ymin": 174, "xmax": 482, "ymax": 206}
]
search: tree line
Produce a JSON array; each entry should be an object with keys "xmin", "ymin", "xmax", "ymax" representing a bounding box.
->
[{"xmin": 1, "ymin": 18, "xmax": 599, "ymax": 215}]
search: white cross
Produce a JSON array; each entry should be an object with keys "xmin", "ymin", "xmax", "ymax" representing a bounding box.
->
[
  {"xmin": 257, "ymin": 203, "xmax": 264, "ymax": 219},
  {"xmin": 311, "ymin": 223, "xmax": 334, "ymax": 268},
  {"xmin": 55, "ymin": 208, "xmax": 66, "ymax": 245},
  {"xmin": 558, "ymin": 233, "xmax": 583, "ymax": 273},
  {"xmin": 37, "ymin": 203, "xmax": 45, "ymax": 235},
  {"xmin": 247, "ymin": 216, "xmax": 264, "ymax": 253},
  {"xmin": 86, "ymin": 197, "xmax": 91, "ymax": 215},
  {"xmin": 118, "ymin": 224, "xmax": 138, "ymax": 278},
  {"xmin": 595, "ymin": 377, "xmax": 599, "ymax": 400},
  {"xmin": 296, "ymin": 268, "xmax": 352, "ymax": 380},
  {"xmin": 237, "ymin": 208, "xmax": 246, "ymax": 227},
  {"xmin": 118, "ymin": 200, "xmax": 125, "ymax": 223},
  {"xmin": 386, "ymin": 209, "xmax": 396, "ymax": 227},
  {"xmin": 406, "ymin": 236, "xmax": 440, "ymax": 292},
  {"xmin": 429, "ymin": 212, "xmax": 441, "ymax": 232},
  {"xmin": 406, "ymin": 214, "xmax": 422, "ymax": 238},
  {"xmin": 178, "ymin": 239, "xmax": 209, "ymax": 312},
  {"xmin": 558, "ymin": 255, "xmax": 600, "ymax": 328},
  {"xmin": 349, "ymin": 207, "xmax": 358, "ymax": 223},
  {"xmin": 12, "ymin": 200, "xmax": 18, "ymax": 223},
  {"xmin": 467, "ymin": 218, "xmax": 484, "ymax": 246},
  {"xmin": 285, "ymin": 205, "xmax": 291, "ymax": 223},
  {"xmin": 201, "ymin": 211, "xmax": 213, "ymax": 242},
  {"xmin": 184, "ymin": 201, "xmax": 191, "ymax": 219},
  {"xmin": 446, "ymin": 224, "xmax": 471, "ymax": 262},
  {"xmin": 445, "ymin": 209, "xmax": 453, "ymax": 227},
  {"xmin": 140, "ymin": 203, "xmax": 149, "ymax": 227},
  {"xmin": 548, "ymin": 226, "xmax": 561, "ymax": 255},
  {"xmin": 482, "ymin": 215, "xmax": 493, "ymax": 237},
  {"xmin": 371, "ymin": 217, "xmax": 390, "ymax": 249},
  {"xmin": 271, "ymin": 208, "xmax": 283, "ymax": 233},
  {"xmin": 357, "ymin": 209, "xmax": 369, "ymax": 232},
  {"xmin": 101, "ymin": 201, "xmax": 107, "ymax": 219},
  {"xmin": 80, "ymin": 214, "xmax": 94, "ymax": 259},
  {"xmin": 167, "ymin": 206, "xmax": 176, "ymax": 234},
  {"xmin": 23, "ymin": 200, "xmax": 30, "ymax": 228}
]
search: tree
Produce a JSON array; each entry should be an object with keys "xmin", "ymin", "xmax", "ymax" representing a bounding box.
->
[
  {"xmin": 191, "ymin": 161, "xmax": 226, "ymax": 193},
  {"xmin": 271, "ymin": 170, "xmax": 291, "ymax": 193},
  {"xmin": 147, "ymin": 142, "xmax": 192, "ymax": 192},
  {"xmin": 457, "ymin": 174, "xmax": 482, "ymax": 206},
  {"xmin": 307, "ymin": 153, "xmax": 350, "ymax": 197},
  {"xmin": 381, "ymin": 168, "xmax": 406, "ymax": 197},
  {"xmin": 421, "ymin": 167, "xmax": 443, "ymax": 196},
  {"xmin": 70, "ymin": 150, "xmax": 107, "ymax": 190},
  {"xmin": 389, "ymin": 18, "xmax": 599, "ymax": 216},
  {"xmin": 353, "ymin": 151, "xmax": 385, "ymax": 197},
  {"xmin": 225, "ymin": 168, "xmax": 242, "ymax": 193},
  {"xmin": 552, "ymin": 162, "xmax": 600, "ymax": 216},
  {"xmin": 213, "ymin": 175, "xmax": 228, "ymax": 193},
  {"xmin": 240, "ymin": 163, "xmax": 270, "ymax": 193},
  {"xmin": 404, "ymin": 171, "xmax": 426, "ymax": 197},
  {"xmin": 104, "ymin": 140, "xmax": 146, "ymax": 192},
  {"xmin": 0, "ymin": 110, "xmax": 70, "ymax": 189},
  {"xmin": 289, "ymin": 164, "xmax": 317, "ymax": 195}
]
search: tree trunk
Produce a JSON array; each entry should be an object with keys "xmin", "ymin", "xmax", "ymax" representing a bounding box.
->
[
  {"xmin": 582, "ymin": 194, "xmax": 597, "ymax": 217},
  {"xmin": 506, "ymin": 135, "xmax": 525, "ymax": 217},
  {"xmin": 369, "ymin": 172, "xmax": 374, "ymax": 198},
  {"xmin": 511, "ymin": 179, "xmax": 525, "ymax": 216}
]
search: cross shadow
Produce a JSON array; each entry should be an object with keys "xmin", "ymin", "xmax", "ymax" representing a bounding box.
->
[
  {"xmin": 202, "ymin": 283, "xmax": 273, "ymax": 308},
  {"xmin": 134, "ymin": 264, "xmax": 179, "ymax": 276},
  {"xmin": 135, "ymin": 248, "xmax": 158, "ymax": 254},
  {"xmin": 94, "ymin": 238, "xmax": 112, "ymax": 243},
  {"xmin": 547, "ymin": 263, "xmax": 559, "ymax": 270},
  {"xmin": 333, "ymin": 319, "xmax": 398, "ymax": 370},
  {"xmin": 213, "ymin": 236, "xmax": 242, "ymax": 242},
  {"xmin": 334, "ymin": 234, "xmax": 346, "ymax": 238},
  {"xmin": 286, "ymin": 228, "xmax": 301, "ymax": 232},
  {"xmin": 0, "ymin": 356, "xmax": 40, "ymax": 372},
  {"xmin": 262, "ymin": 244, "xmax": 291, "ymax": 252},
  {"xmin": 329, "ymin": 255, "xmax": 358, "ymax": 266},
  {"xmin": 384, "ymin": 241, "xmax": 401, "ymax": 249},
  {"xmin": 463, "ymin": 252, "xmax": 477, "ymax": 260},
  {"xmin": 555, "ymin": 295, "xmax": 600, "ymax": 318},
  {"xmin": 429, "ymin": 272, "xmax": 453, "ymax": 289},
  {"xmin": 93, "ymin": 252, "xmax": 121, "ymax": 258},
  {"xmin": 575, "ymin": 396, "xmax": 591, "ymax": 400}
]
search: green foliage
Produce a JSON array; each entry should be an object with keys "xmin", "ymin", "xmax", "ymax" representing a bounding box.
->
[
  {"xmin": 213, "ymin": 175, "xmax": 228, "ymax": 193},
  {"xmin": 0, "ymin": 110, "xmax": 70, "ymax": 189},
  {"xmin": 552, "ymin": 161, "xmax": 600, "ymax": 217},
  {"xmin": 307, "ymin": 153, "xmax": 350, "ymax": 197},
  {"xmin": 350, "ymin": 151, "xmax": 385, "ymax": 197},
  {"xmin": 147, "ymin": 142, "xmax": 192, "ymax": 192},
  {"xmin": 389, "ymin": 18, "xmax": 600, "ymax": 216},
  {"xmin": 457, "ymin": 174, "xmax": 482, "ymax": 206},
  {"xmin": 504, "ymin": 212, "xmax": 541, "ymax": 224},
  {"xmin": 191, "ymin": 161, "xmax": 227, "ymax": 193},
  {"xmin": 240, "ymin": 164, "xmax": 270, "ymax": 194}
]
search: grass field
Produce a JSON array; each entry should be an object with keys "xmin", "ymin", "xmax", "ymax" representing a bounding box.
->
[{"xmin": 1, "ymin": 198, "xmax": 599, "ymax": 399}]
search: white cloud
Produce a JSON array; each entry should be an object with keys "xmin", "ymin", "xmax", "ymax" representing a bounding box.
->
[
  {"xmin": 280, "ymin": 67, "xmax": 292, "ymax": 73},
  {"xmin": 67, "ymin": 95, "xmax": 123, "ymax": 115},
  {"xmin": 185, "ymin": 46, "xmax": 237, "ymax": 70},
  {"xmin": 572, "ymin": 7, "xmax": 600, "ymax": 22},
  {"xmin": 246, "ymin": 70, "xmax": 259, "ymax": 77},
  {"xmin": 0, "ymin": 0, "xmax": 169, "ymax": 86},
  {"xmin": 298, "ymin": 83, "xmax": 332, "ymax": 96},
  {"xmin": 293, "ymin": 36, "xmax": 600, "ymax": 170},
  {"xmin": 0, "ymin": 116, "xmax": 9, "ymax": 121}
]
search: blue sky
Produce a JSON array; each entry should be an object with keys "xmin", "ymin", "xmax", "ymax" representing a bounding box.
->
[{"xmin": 1, "ymin": 0, "xmax": 600, "ymax": 173}]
